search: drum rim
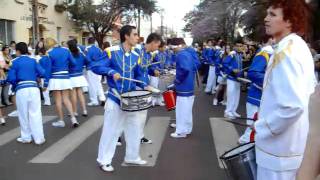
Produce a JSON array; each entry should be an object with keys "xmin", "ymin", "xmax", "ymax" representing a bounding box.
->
[
  {"xmin": 121, "ymin": 90, "xmax": 152, "ymax": 98},
  {"xmin": 120, "ymin": 104, "xmax": 152, "ymax": 112},
  {"xmin": 219, "ymin": 142, "xmax": 255, "ymax": 160}
]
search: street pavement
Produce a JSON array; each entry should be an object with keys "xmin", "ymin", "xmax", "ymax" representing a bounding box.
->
[{"xmin": 0, "ymin": 83, "xmax": 248, "ymax": 180}]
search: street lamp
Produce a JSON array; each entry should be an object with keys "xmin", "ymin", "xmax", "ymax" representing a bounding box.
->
[{"xmin": 159, "ymin": 8, "xmax": 164, "ymax": 37}]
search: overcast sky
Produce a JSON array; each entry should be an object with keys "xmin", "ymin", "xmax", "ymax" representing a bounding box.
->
[{"xmin": 152, "ymin": 0, "xmax": 200, "ymax": 36}]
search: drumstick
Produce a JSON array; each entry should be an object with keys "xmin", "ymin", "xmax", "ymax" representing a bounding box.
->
[
  {"xmin": 240, "ymin": 66, "xmax": 250, "ymax": 72},
  {"xmin": 120, "ymin": 77, "xmax": 147, "ymax": 85}
]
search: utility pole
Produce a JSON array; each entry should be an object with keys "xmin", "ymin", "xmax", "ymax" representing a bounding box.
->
[
  {"xmin": 31, "ymin": 0, "xmax": 39, "ymax": 48},
  {"xmin": 150, "ymin": 13, "xmax": 153, "ymax": 33},
  {"xmin": 160, "ymin": 9, "xmax": 164, "ymax": 37}
]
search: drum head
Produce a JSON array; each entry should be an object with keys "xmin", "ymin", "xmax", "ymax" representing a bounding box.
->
[
  {"xmin": 121, "ymin": 90, "xmax": 151, "ymax": 98},
  {"xmin": 220, "ymin": 142, "xmax": 255, "ymax": 160}
]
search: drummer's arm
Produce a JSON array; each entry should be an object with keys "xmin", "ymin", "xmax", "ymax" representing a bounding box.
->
[
  {"xmin": 222, "ymin": 55, "xmax": 233, "ymax": 75},
  {"xmin": 247, "ymin": 55, "xmax": 267, "ymax": 86},
  {"xmin": 91, "ymin": 53, "xmax": 116, "ymax": 77}
]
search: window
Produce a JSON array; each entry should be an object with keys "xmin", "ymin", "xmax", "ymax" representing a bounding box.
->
[
  {"xmin": 0, "ymin": 19, "xmax": 14, "ymax": 45},
  {"xmin": 57, "ymin": 27, "xmax": 61, "ymax": 44}
]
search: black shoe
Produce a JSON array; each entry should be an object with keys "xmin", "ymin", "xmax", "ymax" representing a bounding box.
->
[
  {"xmin": 117, "ymin": 137, "xmax": 122, "ymax": 146},
  {"xmin": 100, "ymin": 101, "xmax": 106, "ymax": 107},
  {"xmin": 141, "ymin": 137, "xmax": 152, "ymax": 144}
]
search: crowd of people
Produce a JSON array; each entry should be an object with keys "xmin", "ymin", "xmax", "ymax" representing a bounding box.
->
[{"xmin": 0, "ymin": 0, "xmax": 319, "ymax": 179}]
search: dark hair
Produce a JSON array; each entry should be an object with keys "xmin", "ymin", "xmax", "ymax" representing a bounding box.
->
[
  {"xmin": 15, "ymin": 42, "xmax": 28, "ymax": 55},
  {"xmin": 159, "ymin": 40, "xmax": 166, "ymax": 48},
  {"xmin": 268, "ymin": 0, "xmax": 311, "ymax": 37},
  {"xmin": 10, "ymin": 41, "xmax": 16, "ymax": 46},
  {"xmin": 120, "ymin": 25, "xmax": 136, "ymax": 43},
  {"xmin": 67, "ymin": 39, "xmax": 79, "ymax": 57},
  {"xmin": 146, "ymin": 33, "xmax": 162, "ymax": 44},
  {"xmin": 1, "ymin": 45, "xmax": 9, "ymax": 52},
  {"xmin": 171, "ymin": 38, "xmax": 185, "ymax": 46},
  {"xmin": 88, "ymin": 37, "xmax": 95, "ymax": 44},
  {"xmin": 35, "ymin": 41, "xmax": 46, "ymax": 55},
  {"xmin": 102, "ymin": 41, "xmax": 110, "ymax": 49}
]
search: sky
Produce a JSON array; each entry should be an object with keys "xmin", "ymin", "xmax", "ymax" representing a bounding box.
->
[{"xmin": 152, "ymin": 0, "xmax": 200, "ymax": 35}]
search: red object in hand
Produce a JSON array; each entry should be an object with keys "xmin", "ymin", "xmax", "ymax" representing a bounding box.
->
[
  {"xmin": 250, "ymin": 112, "xmax": 258, "ymax": 142},
  {"xmin": 162, "ymin": 90, "xmax": 177, "ymax": 111}
]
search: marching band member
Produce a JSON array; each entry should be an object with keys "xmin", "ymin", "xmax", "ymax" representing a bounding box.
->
[
  {"xmin": 254, "ymin": 0, "xmax": 316, "ymax": 179},
  {"xmin": 223, "ymin": 40, "xmax": 244, "ymax": 119},
  {"xmin": 212, "ymin": 45, "xmax": 228, "ymax": 106},
  {"xmin": 7, "ymin": 42, "xmax": 46, "ymax": 144},
  {"xmin": 85, "ymin": 37, "xmax": 106, "ymax": 106},
  {"xmin": 92, "ymin": 25, "xmax": 155, "ymax": 172},
  {"xmin": 134, "ymin": 33, "xmax": 162, "ymax": 144},
  {"xmin": 238, "ymin": 38, "xmax": 273, "ymax": 144},
  {"xmin": 67, "ymin": 39, "xmax": 89, "ymax": 117},
  {"xmin": 44, "ymin": 38, "xmax": 79, "ymax": 128},
  {"xmin": 204, "ymin": 39, "xmax": 217, "ymax": 94},
  {"xmin": 170, "ymin": 38, "xmax": 200, "ymax": 138}
]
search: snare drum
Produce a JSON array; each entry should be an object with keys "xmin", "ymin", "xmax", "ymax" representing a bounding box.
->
[
  {"xmin": 120, "ymin": 90, "xmax": 152, "ymax": 112},
  {"xmin": 220, "ymin": 142, "xmax": 257, "ymax": 180}
]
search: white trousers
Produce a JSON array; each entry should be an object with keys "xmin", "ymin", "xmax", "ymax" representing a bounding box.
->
[
  {"xmin": 225, "ymin": 79, "xmax": 240, "ymax": 114},
  {"xmin": 138, "ymin": 110, "xmax": 148, "ymax": 139},
  {"xmin": 87, "ymin": 70, "xmax": 106, "ymax": 104},
  {"xmin": 149, "ymin": 76, "xmax": 163, "ymax": 104},
  {"xmin": 205, "ymin": 66, "xmax": 217, "ymax": 93},
  {"xmin": 239, "ymin": 103, "xmax": 259, "ymax": 143},
  {"xmin": 175, "ymin": 96, "xmax": 195, "ymax": 134},
  {"xmin": 16, "ymin": 87, "xmax": 44, "ymax": 143},
  {"xmin": 97, "ymin": 99, "xmax": 142, "ymax": 165},
  {"xmin": 257, "ymin": 166, "xmax": 296, "ymax": 180}
]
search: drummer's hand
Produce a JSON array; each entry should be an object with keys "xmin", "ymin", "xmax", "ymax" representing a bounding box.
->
[
  {"xmin": 145, "ymin": 85, "xmax": 160, "ymax": 93},
  {"xmin": 233, "ymin": 69, "xmax": 240, "ymax": 74},
  {"xmin": 113, "ymin": 73, "xmax": 121, "ymax": 81},
  {"xmin": 154, "ymin": 70, "xmax": 160, "ymax": 77}
]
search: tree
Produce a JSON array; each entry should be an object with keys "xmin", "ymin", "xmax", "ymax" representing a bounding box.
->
[{"xmin": 67, "ymin": 0, "xmax": 157, "ymax": 47}]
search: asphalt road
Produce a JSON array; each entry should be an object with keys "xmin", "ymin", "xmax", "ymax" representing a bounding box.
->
[{"xmin": 0, "ymin": 82, "xmax": 248, "ymax": 180}]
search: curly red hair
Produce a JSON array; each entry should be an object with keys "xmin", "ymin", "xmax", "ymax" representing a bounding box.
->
[{"xmin": 269, "ymin": 0, "xmax": 311, "ymax": 37}]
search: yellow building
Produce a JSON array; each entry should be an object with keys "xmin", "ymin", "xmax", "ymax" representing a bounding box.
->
[{"xmin": 0, "ymin": 0, "xmax": 88, "ymax": 46}]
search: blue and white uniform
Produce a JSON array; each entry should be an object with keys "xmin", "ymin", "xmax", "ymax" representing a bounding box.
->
[
  {"xmin": 85, "ymin": 44, "xmax": 106, "ymax": 105},
  {"xmin": 46, "ymin": 45, "xmax": 76, "ymax": 91},
  {"xmin": 239, "ymin": 45, "xmax": 273, "ymax": 144},
  {"xmin": 92, "ymin": 45, "xmax": 147, "ymax": 168},
  {"xmin": 173, "ymin": 48, "xmax": 200, "ymax": 136},
  {"xmin": 223, "ymin": 50, "xmax": 243, "ymax": 118},
  {"xmin": 7, "ymin": 55, "xmax": 46, "ymax": 144},
  {"xmin": 205, "ymin": 46, "xmax": 219, "ymax": 93},
  {"xmin": 69, "ymin": 52, "xmax": 89, "ymax": 88}
]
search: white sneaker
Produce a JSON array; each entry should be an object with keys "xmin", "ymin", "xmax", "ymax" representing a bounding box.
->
[
  {"xmin": 16, "ymin": 137, "xmax": 32, "ymax": 144},
  {"xmin": 221, "ymin": 101, "xmax": 227, "ymax": 106},
  {"xmin": 213, "ymin": 98, "xmax": 218, "ymax": 106},
  {"xmin": 169, "ymin": 123, "xmax": 176, "ymax": 128},
  {"xmin": 100, "ymin": 164, "xmax": 114, "ymax": 172},
  {"xmin": 71, "ymin": 117, "xmax": 79, "ymax": 128},
  {"xmin": 87, "ymin": 102, "xmax": 99, "ymax": 106},
  {"xmin": 124, "ymin": 159, "xmax": 147, "ymax": 165},
  {"xmin": 35, "ymin": 139, "xmax": 46, "ymax": 145},
  {"xmin": 44, "ymin": 102, "xmax": 51, "ymax": 106},
  {"xmin": 52, "ymin": 120, "xmax": 66, "ymax": 128},
  {"xmin": 233, "ymin": 112, "xmax": 241, "ymax": 118},
  {"xmin": 8, "ymin": 110, "xmax": 18, "ymax": 117},
  {"xmin": 0, "ymin": 118, "xmax": 5, "ymax": 125},
  {"xmin": 224, "ymin": 113, "xmax": 236, "ymax": 119},
  {"xmin": 116, "ymin": 141, "xmax": 122, "ymax": 146},
  {"xmin": 170, "ymin": 132, "xmax": 187, "ymax": 138},
  {"xmin": 157, "ymin": 101, "xmax": 165, "ymax": 106},
  {"xmin": 82, "ymin": 110, "xmax": 88, "ymax": 117}
]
